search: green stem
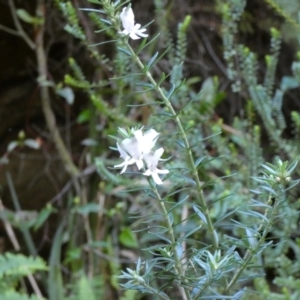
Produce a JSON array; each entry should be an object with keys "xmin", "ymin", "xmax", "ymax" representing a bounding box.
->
[
  {"xmin": 140, "ymin": 280, "xmax": 171, "ymax": 300},
  {"xmin": 125, "ymin": 41, "xmax": 219, "ymax": 250},
  {"xmin": 151, "ymin": 185, "xmax": 191, "ymax": 300},
  {"xmin": 226, "ymin": 194, "xmax": 276, "ymax": 291},
  {"xmin": 6, "ymin": 172, "xmax": 37, "ymax": 257}
]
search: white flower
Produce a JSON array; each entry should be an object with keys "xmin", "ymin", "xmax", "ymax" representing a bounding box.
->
[
  {"xmin": 114, "ymin": 143, "xmax": 136, "ymax": 174},
  {"xmin": 140, "ymin": 129, "xmax": 159, "ymax": 153},
  {"xmin": 119, "ymin": 7, "xmax": 148, "ymax": 40},
  {"xmin": 114, "ymin": 128, "xmax": 159, "ymax": 172},
  {"xmin": 143, "ymin": 148, "xmax": 169, "ymax": 185}
]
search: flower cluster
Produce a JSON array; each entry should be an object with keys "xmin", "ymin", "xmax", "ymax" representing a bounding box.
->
[
  {"xmin": 119, "ymin": 6, "xmax": 148, "ymax": 40},
  {"xmin": 114, "ymin": 128, "xmax": 169, "ymax": 185},
  {"xmin": 115, "ymin": 9, "xmax": 167, "ymax": 184}
]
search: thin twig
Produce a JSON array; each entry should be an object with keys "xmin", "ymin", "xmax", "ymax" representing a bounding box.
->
[
  {"xmin": 35, "ymin": 0, "xmax": 79, "ymax": 178},
  {"xmin": 0, "ymin": 24, "xmax": 20, "ymax": 36},
  {"xmin": 7, "ymin": 0, "xmax": 35, "ymax": 49}
]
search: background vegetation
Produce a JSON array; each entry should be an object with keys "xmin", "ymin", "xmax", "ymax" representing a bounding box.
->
[{"xmin": 0, "ymin": 0, "xmax": 300, "ymax": 299}]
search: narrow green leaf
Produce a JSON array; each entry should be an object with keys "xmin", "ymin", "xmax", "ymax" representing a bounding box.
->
[
  {"xmin": 194, "ymin": 156, "xmax": 207, "ymax": 168},
  {"xmin": 286, "ymin": 179, "xmax": 300, "ymax": 191},
  {"xmin": 245, "ymin": 228, "xmax": 257, "ymax": 248},
  {"xmin": 287, "ymin": 160, "xmax": 298, "ymax": 174},
  {"xmin": 176, "ymin": 175, "xmax": 196, "ymax": 185},
  {"xmin": 230, "ymin": 219, "xmax": 252, "ymax": 230},
  {"xmin": 110, "ymin": 73, "xmax": 142, "ymax": 80},
  {"xmin": 239, "ymin": 210, "xmax": 269, "ymax": 223},
  {"xmin": 142, "ymin": 32, "xmax": 160, "ymax": 49},
  {"xmin": 127, "ymin": 102, "xmax": 159, "ymax": 107},
  {"xmin": 193, "ymin": 206, "xmax": 207, "ymax": 224},
  {"xmin": 261, "ymin": 164, "xmax": 277, "ymax": 175},
  {"xmin": 147, "ymin": 51, "xmax": 159, "ymax": 70},
  {"xmin": 178, "ymin": 225, "xmax": 202, "ymax": 242},
  {"xmin": 135, "ymin": 82, "xmax": 154, "ymax": 88},
  {"xmin": 154, "ymin": 46, "xmax": 172, "ymax": 67},
  {"xmin": 157, "ymin": 72, "xmax": 167, "ymax": 86},
  {"xmin": 175, "ymin": 140, "xmax": 185, "ymax": 148},
  {"xmin": 80, "ymin": 8, "xmax": 104, "ymax": 13},
  {"xmin": 136, "ymin": 38, "xmax": 148, "ymax": 54},
  {"xmin": 215, "ymin": 207, "xmax": 239, "ymax": 226},
  {"xmin": 148, "ymin": 231, "xmax": 171, "ymax": 244},
  {"xmin": 168, "ymin": 195, "xmax": 189, "ymax": 213},
  {"xmin": 166, "ymin": 83, "xmax": 176, "ymax": 99},
  {"xmin": 118, "ymin": 47, "xmax": 132, "ymax": 56},
  {"xmin": 48, "ymin": 221, "xmax": 65, "ymax": 300},
  {"xmin": 89, "ymin": 39, "xmax": 117, "ymax": 46},
  {"xmin": 114, "ymin": 0, "xmax": 131, "ymax": 9},
  {"xmin": 259, "ymin": 185, "xmax": 276, "ymax": 195}
]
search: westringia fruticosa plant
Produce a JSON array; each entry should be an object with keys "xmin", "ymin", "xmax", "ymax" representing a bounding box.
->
[{"xmin": 76, "ymin": 1, "xmax": 300, "ymax": 299}]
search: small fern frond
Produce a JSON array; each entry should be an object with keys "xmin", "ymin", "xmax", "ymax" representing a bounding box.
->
[
  {"xmin": 0, "ymin": 253, "xmax": 47, "ymax": 279},
  {"xmin": 0, "ymin": 291, "xmax": 46, "ymax": 300},
  {"xmin": 78, "ymin": 276, "xmax": 96, "ymax": 300}
]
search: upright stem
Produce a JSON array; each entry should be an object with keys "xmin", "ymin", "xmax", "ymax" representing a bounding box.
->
[
  {"xmin": 125, "ymin": 41, "xmax": 219, "ymax": 250},
  {"xmin": 226, "ymin": 194, "xmax": 276, "ymax": 291},
  {"xmin": 151, "ymin": 186, "xmax": 191, "ymax": 300}
]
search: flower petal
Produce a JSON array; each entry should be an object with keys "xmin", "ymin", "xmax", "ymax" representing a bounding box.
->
[
  {"xmin": 151, "ymin": 172, "xmax": 163, "ymax": 185},
  {"xmin": 117, "ymin": 143, "xmax": 128, "ymax": 160},
  {"xmin": 120, "ymin": 7, "xmax": 135, "ymax": 31},
  {"xmin": 130, "ymin": 33, "xmax": 140, "ymax": 39},
  {"xmin": 136, "ymin": 159, "xmax": 144, "ymax": 170},
  {"xmin": 137, "ymin": 31, "xmax": 148, "ymax": 38},
  {"xmin": 143, "ymin": 169, "xmax": 152, "ymax": 176},
  {"xmin": 121, "ymin": 137, "xmax": 141, "ymax": 159},
  {"xmin": 114, "ymin": 157, "xmax": 136, "ymax": 174},
  {"xmin": 144, "ymin": 129, "xmax": 159, "ymax": 142},
  {"xmin": 119, "ymin": 7, "xmax": 148, "ymax": 40},
  {"xmin": 156, "ymin": 168, "xmax": 169, "ymax": 174},
  {"xmin": 154, "ymin": 148, "xmax": 164, "ymax": 160},
  {"xmin": 142, "ymin": 129, "xmax": 159, "ymax": 154}
]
